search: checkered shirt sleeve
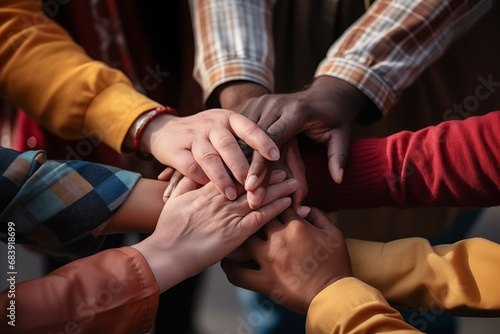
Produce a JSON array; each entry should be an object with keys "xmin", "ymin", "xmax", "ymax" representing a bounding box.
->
[
  {"xmin": 0, "ymin": 147, "xmax": 141, "ymax": 259},
  {"xmin": 190, "ymin": 0, "xmax": 275, "ymax": 102},
  {"xmin": 315, "ymin": 0, "xmax": 493, "ymax": 115}
]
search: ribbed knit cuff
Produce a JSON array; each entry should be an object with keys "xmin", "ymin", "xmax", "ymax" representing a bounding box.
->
[{"xmin": 301, "ymin": 137, "xmax": 393, "ymax": 211}]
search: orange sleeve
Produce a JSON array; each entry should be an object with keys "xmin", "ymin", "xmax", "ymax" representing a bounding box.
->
[{"xmin": 0, "ymin": 247, "xmax": 159, "ymax": 334}]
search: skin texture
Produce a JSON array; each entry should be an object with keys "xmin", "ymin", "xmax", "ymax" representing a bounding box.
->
[
  {"xmin": 130, "ymin": 108, "xmax": 281, "ymax": 201},
  {"xmin": 131, "ymin": 178, "xmax": 299, "ymax": 293},
  {"xmin": 103, "ymin": 178, "xmax": 168, "ymax": 234},
  {"xmin": 216, "ymin": 76, "xmax": 370, "ymax": 209},
  {"xmin": 222, "ymin": 207, "xmax": 353, "ymax": 315}
]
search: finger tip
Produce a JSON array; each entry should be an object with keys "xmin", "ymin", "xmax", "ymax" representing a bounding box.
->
[
  {"xmin": 269, "ymin": 148, "xmax": 280, "ymax": 161},
  {"xmin": 225, "ymin": 186, "xmax": 238, "ymax": 200},
  {"xmin": 245, "ymin": 175, "xmax": 259, "ymax": 191},
  {"xmin": 337, "ymin": 168, "xmax": 344, "ymax": 184},
  {"xmin": 247, "ymin": 194, "xmax": 263, "ymax": 210},
  {"xmin": 296, "ymin": 205, "xmax": 311, "ymax": 218}
]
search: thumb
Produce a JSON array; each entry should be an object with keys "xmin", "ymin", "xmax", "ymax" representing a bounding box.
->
[
  {"xmin": 326, "ymin": 125, "xmax": 351, "ymax": 184},
  {"xmin": 306, "ymin": 208, "xmax": 335, "ymax": 230}
]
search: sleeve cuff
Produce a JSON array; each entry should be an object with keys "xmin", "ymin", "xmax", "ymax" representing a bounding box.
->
[
  {"xmin": 85, "ymin": 82, "xmax": 160, "ymax": 153},
  {"xmin": 116, "ymin": 247, "xmax": 160, "ymax": 333},
  {"xmin": 302, "ymin": 137, "xmax": 394, "ymax": 211},
  {"xmin": 307, "ymin": 277, "xmax": 413, "ymax": 333},
  {"xmin": 307, "ymin": 277, "xmax": 390, "ymax": 332},
  {"xmin": 315, "ymin": 57, "xmax": 397, "ymax": 115}
]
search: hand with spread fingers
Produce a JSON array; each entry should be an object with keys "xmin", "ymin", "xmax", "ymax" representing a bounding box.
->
[
  {"xmin": 132, "ymin": 177, "xmax": 299, "ymax": 292},
  {"xmin": 233, "ymin": 77, "xmax": 370, "ymax": 209},
  {"xmin": 140, "ymin": 108, "xmax": 280, "ymax": 201}
]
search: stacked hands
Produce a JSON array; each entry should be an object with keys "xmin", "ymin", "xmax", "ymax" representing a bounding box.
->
[
  {"xmin": 222, "ymin": 207, "xmax": 353, "ymax": 315},
  {"xmin": 136, "ymin": 76, "xmax": 365, "ymax": 308}
]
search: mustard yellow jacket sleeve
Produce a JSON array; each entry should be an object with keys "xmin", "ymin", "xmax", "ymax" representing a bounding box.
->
[
  {"xmin": 306, "ymin": 277, "xmax": 421, "ymax": 333},
  {"xmin": 347, "ymin": 237, "xmax": 500, "ymax": 317},
  {"xmin": 0, "ymin": 0, "xmax": 160, "ymax": 152}
]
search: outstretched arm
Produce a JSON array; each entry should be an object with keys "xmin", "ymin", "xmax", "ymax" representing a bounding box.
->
[
  {"xmin": 0, "ymin": 1, "xmax": 278, "ymax": 201},
  {"xmin": 222, "ymin": 208, "xmax": 422, "ymax": 333},
  {"xmin": 0, "ymin": 247, "xmax": 160, "ymax": 334},
  {"xmin": 0, "ymin": 147, "xmax": 143, "ymax": 259},
  {"xmin": 0, "ymin": 168, "xmax": 298, "ymax": 334},
  {"xmin": 316, "ymin": 0, "xmax": 493, "ymax": 115},
  {"xmin": 0, "ymin": 0, "xmax": 159, "ymax": 151},
  {"xmin": 304, "ymin": 110, "xmax": 500, "ymax": 211},
  {"xmin": 347, "ymin": 237, "xmax": 500, "ymax": 317}
]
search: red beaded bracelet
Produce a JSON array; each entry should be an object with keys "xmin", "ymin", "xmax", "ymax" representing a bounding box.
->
[{"xmin": 133, "ymin": 106, "xmax": 178, "ymax": 160}]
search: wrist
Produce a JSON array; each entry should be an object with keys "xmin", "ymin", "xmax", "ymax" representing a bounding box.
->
[
  {"xmin": 131, "ymin": 239, "xmax": 187, "ymax": 293},
  {"xmin": 312, "ymin": 76, "xmax": 381, "ymax": 124},
  {"xmin": 212, "ymin": 81, "xmax": 269, "ymax": 111},
  {"xmin": 124, "ymin": 106, "xmax": 178, "ymax": 160},
  {"xmin": 311, "ymin": 76, "xmax": 369, "ymax": 122}
]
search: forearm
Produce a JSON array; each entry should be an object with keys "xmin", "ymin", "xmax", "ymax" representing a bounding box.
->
[
  {"xmin": 304, "ymin": 111, "xmax": 500, "ymax": 210},
  {"xmin": 104, "ymin": 178, "xmax": 167, "ymax": 234},
  {"xmin": 0, "ymin": 247, "xmax": 159, "ymax": 334},
  {"xmin": 347, "ymin": 237, "xmax": 500, "ymax": 316},
  {"xmin": 0, "ymin": 147, "xmax": 141, "ymax": 259},
  {"xmin": 315, "ymin": 0, "xmax": 493, "ymax": 114},
  {"xmin": 0, "ymin": 0, "xmax": 159, "ymax": 152},
  {"xmin": 215, "ymin": 81, "xmax": 269, "ymax": 111},
  {"xmin": 189, "ymin": 0, "xmax": 275, "ymax": 103}
]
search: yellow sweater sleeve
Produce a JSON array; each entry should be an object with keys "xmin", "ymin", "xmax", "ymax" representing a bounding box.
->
[
  {"xmin": 347, "ymin": 237, "xmax": 500, "ymax": 317},
  {"xmin": 0, "ymin": 0, "xmax": 160, "ymax": 152},
  {"xmin": 306, "ymin": 277, "xmax": 421, "ymax": 333}
]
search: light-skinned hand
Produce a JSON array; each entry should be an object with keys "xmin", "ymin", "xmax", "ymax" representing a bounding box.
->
[
  {"xmin": 141, "ymin": 108, "xmax": 280, "ymax": 201},
  {"xmin": 131, "ymin": 177, "xmax": 298, "ymax": 292}
]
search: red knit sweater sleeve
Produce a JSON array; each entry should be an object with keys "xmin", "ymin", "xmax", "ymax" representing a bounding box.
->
[{"xmin": 303, "ymin": 111, "xmax": 500, "ymax": 210}]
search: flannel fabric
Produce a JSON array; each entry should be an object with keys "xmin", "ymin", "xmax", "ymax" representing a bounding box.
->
[
  {"xmin": 191, "ymin": 0, "xmax": 493, "ymax": 113},
  {"xmin": 190, "ymin": 0, "xmax": 275, "ymax": 101},
  {"xmin": 0, "ymin": 147, "xmax": 140, "ymax": 259},
  {"xmin": 315, "ymin": 0, "xmax": 493, "ymax": 114}
]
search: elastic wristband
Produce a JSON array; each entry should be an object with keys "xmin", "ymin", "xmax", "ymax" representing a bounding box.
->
[{"xmin": 134, "ymin": 106, "xmax": 178, "ymax": 160}]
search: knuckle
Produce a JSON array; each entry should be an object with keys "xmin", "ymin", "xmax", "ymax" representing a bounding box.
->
[
  {"xmin": 216, "ymin": 136, "xmax": 238, "ymax": 151},
  {"xmin": 199, "ymin": 151, "xmax": 221, "ymax": 164},
  {"xmin": 184, "ymin": 161, "xmax": 202, "ymax": 177}
]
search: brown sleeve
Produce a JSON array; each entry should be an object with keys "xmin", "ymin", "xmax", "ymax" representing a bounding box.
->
[{"xmin": 0, "ymin": 247, "xmax": 159, "ymax": 334}]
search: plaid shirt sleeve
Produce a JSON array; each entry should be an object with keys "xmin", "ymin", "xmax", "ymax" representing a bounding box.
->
[
  {"xmin": 0, "ymin": 147, "xmax": 141, "ymax": 259},
  {"xmin": 315, "ymin": 0, "xmax": 493, "ymax": 115},
  {"xmin": 190, "ymin": 0, "xmax": 275, "ymax": 102}
]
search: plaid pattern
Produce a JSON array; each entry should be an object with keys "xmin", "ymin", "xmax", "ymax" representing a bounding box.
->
[
  {"xmin": 0, "ymin": 147, "xmax": 141, "ymax": 259},
  {"xmin": 190, "ymin": 0, "xmax": 275, "ymax": 101},
  {"xmin": 191, "ymin": 0, "xmax": 492, "ymax": 112},
  {"xmin": 316, "ymin": 0, "xmax": 493, "ymax": 114}
]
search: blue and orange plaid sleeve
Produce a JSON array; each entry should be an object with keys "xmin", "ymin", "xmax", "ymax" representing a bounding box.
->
[{"xmin": 0, "ymin": 147, "xmax": 141, "ymax": 259}]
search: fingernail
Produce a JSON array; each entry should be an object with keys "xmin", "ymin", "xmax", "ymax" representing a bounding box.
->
[
  {"xmin": 287, "ymin": 179, "xmax": 299, "ymax": 189},
  {"xmin": 269, "ymin": 148, "xmax": 280, "ymax": 161},
  {"xmin": 164, "ymin": 183, "xmax": 174, "ymax": 198},
  {"xmin": 336, "ymin": 168, "xmax": 344, "ymax": 184},
  {"xmin": 297, "ymin": 206, "xmax": 311, "ymax": 217},
  {"xmin": 245, "ymin": 175, "xmax": 259, "ymax": 190},
  {"xmin": 282, "ymin": 197, "xmax": 292, "ymax": 206},
  {"xmin": 225, "ymin": 186, "xmax": 237, "ymax": 200},
  {"xmin": 272, "ymin": 169, "xmax": 287, "ymax": 182},
  {"xmin": 250, "ymin": 187, "xmax": 265, "ymax": 207}
]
